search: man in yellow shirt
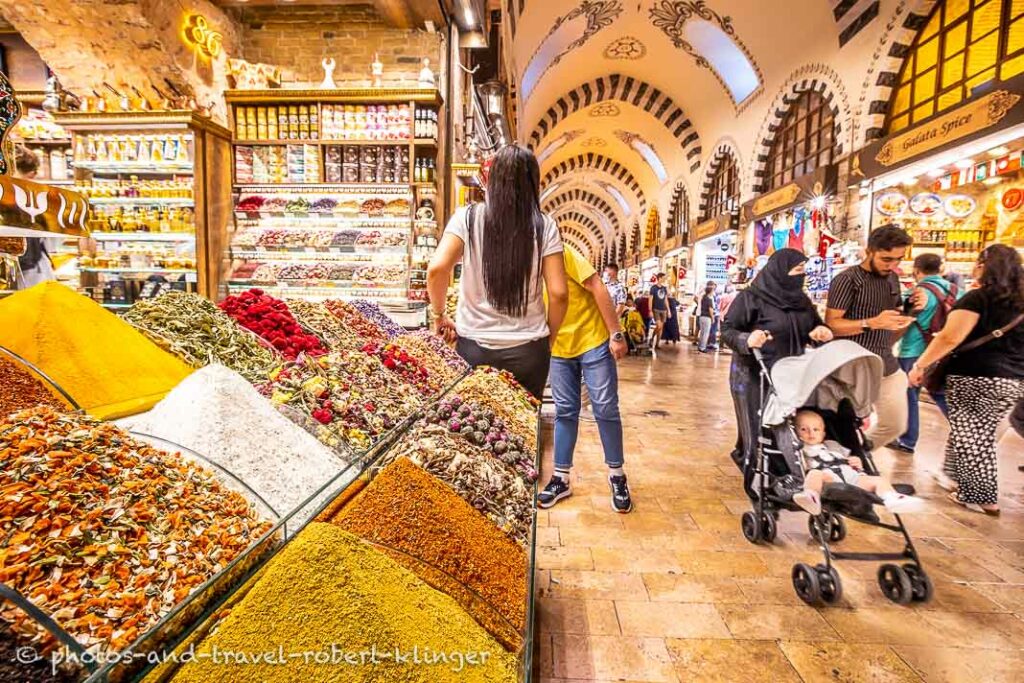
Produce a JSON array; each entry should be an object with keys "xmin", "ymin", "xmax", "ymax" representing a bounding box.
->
[{"xmin": 539, "ymin": 244, "xmax": 632, "ymax": 513}]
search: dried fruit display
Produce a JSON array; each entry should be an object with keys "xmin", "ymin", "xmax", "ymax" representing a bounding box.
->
[
  {"xmin": 379, "ymin": 424, "xmax": 532, "ymax": 545},
  {"xmin": 262, "ymin": 351, "xmax": 422, "ymax": 453},
  {"xmin": 328, "ymin": 458, "xmax": 527, "ymax": 650},
  {"xmin": 423, "ymin": 395, "xmax": 537, "ymax": 483},
  {"xmin": 123, "ymin": 291, "xmax": 279, "ymax": 383},
  {"xmin": 0, "ymin": 408, "xmax": 272, "ymax": 658},
  {"xmin": 218, "ymin": 289, "xmax": 326, "ymax": 360}
]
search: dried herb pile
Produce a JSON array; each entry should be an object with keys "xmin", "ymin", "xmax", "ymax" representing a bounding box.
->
[
  {"xmin": 122, "ymin": 292, "xmax": 280, "ymax": 383},
  {"xmin": 219, "ymin": 289, "xmax": 326, "ymax": 360},
  {"xmin": 379, "ymin": 424, "xmax": 532, "ymax": 545},
  {"xmin": 284, "ymin": 299, "xmax": 360, "ymax": 351},
  {"xmin": 349, "ymin": 299, "xmax": 404, "ymax": 338},
  {"xmin": 394, "ymin": 332, "xmax": 467, "ymax": 387},
  {"xmin": 166, "ymin": 522, "xmax": 517, "ymax": 683},
  {"xmin": 125, "ymin": 365, "xmax": 349, "ymax": 518},
  {"xmin": 0, "ymin": 408, "xmax": 272, "ymax": 657},
  {"xmin": 400, "ymin": 329, "xmax": 470, "ymax": 372},
  {"xmin": 0, "ymin": 282, "xmax": 193, "ymax": 420},
  {"xmin": 0, "ymin": 356, "xmax": 69, "ymax": 418},
  {"xmin": 328, "ymin": 457, "xmax": 527, "ymax": 650},
  {"xmin": 263, "ymin": 352, "xmax": 422, "ymax": 453},
  {"xmin": 452, "ymin": 369, "xmax": 540, "ymax": 455},
  {"xmin": 361, "ymin": 341, "xmax": 442, "ymax": 397},
  {"xmin": 323, "ymin": 299, "xmax": 387, "ymax": 342}
]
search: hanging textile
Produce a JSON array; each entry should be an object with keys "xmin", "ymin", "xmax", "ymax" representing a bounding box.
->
[
  {"xmin": 754, "ymin": 219, "xmax": 773, "ymax": 256},
  {"xmin": 788, "ymin": 208, "xmax": 806, "ymax": 252}
]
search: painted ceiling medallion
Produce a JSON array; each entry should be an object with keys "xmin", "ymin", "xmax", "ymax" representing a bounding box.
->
[
  {"xmin": 589, "ymin": 102, "xmax": 621, "ymax": 117},
  {"xmin": 603, "ymin": 35, "xmax": 647, "ymax": 60},
  {"xmin": 582, "ymin": 136, "xmax": 608, "ymax": 148}
]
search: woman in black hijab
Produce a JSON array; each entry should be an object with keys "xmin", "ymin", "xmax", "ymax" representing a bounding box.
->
[{"xmin": 722, "ymin": 249, "xmax": 834, "ymax": 471}]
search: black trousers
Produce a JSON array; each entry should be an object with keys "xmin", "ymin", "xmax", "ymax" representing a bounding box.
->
[
  {"xmin": 456, "ymin": 336, "xmax": 551, "ymax": 400},
  {"xmin": 729, "ymin": 358, "xmax": 761, "ymax": 472}
]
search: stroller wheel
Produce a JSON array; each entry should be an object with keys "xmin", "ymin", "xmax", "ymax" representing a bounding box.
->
[
  {"xmin": 878, "ymin": 563, "xmax": 914, "ymax": 605},
  {"xmin": 760, "ymin": 513, "xmax": 777, "ymax": 543},
  {"xmin": 816, "ymin": 564, "xmax": 843, "ymax": 605},
  {"xmin": 741, "ymin": 511, "xmax": 761, "ymax": 543},
  {"xmin": 792, "ymin": 563, "xmax": 821, "ymax": 605},
  {"xmin": 903, "ymin": 564, "xmax": 934, "ymax": 603},
  {"xmin": 808, "ymin": 513, "xmax": 847, "ymax": 544}
]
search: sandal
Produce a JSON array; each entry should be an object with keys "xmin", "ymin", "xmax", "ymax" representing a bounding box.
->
[{"xmin": 947, "ymin": 491, "xmax": 1000, "ymax": 516}]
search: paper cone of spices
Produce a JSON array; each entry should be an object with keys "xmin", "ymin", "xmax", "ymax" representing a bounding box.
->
[
  {"xmin": 0, "ymin": 282, "xmax": 193, "ymax": 420},
  {"xmin": 165, "ymin": 522, "xmax": 518, "ymax": 683},
  {"xmin": 328, "ymin": 457, "xmax": 527, "ymax": 650}
]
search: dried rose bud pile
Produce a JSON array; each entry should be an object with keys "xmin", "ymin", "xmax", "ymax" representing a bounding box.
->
[
  {"xmin": 219, "ymin": 289, "xmax": 326, "ymax": 360},
  {"xmin": 361, "ymin": 341, "xmax": 440, "ymax": 397}
]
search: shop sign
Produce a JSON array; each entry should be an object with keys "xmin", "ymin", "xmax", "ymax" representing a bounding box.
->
[
  {"xmin": 662, "ymin": 234, "xmax": 683, "ymax": 253},
  {"xmin": 692, "ymin": 214, "xmax": 734, "ymax": 241},
  {"xmin": 752, "ymin": 184, "xmax": 801, "ymax": 217},
  {"xmin": 853, "ymin": 74, "xmax": 1024, "ymax": 180},
  {"xmin": 741, "ymin": 165, "xmax": 838, "ymax": 223},
  {"xmin": 184, "ymin": 15, "xmax": 223, "ymax": 58},
  {"xmin": 642, "ymin": 246, "xmax": 658, "ymax": 260},
  {"xmin": 0, "ymin": 175, "xmax": 89, "ymax": 238}
]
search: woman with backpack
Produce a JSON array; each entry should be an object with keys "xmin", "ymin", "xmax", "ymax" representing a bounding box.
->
[
  {"xmin": 427, "ymin": 145, "xmax": 569, "ymax": 399},
  {"xmin": 909, "ymin": 244, "xmax": 1024, "ymax": 515},
  {"xmin": 890, "ymin": 253, "xmax": 960, "ymax": 454}
]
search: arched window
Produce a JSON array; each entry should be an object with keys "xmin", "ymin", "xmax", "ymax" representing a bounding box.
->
[
  {"xmin": 764, "ymin": 89, "xmax": 838, "ymax": 190},
  {"xmin": 644, "ymin": 207, "xmax": 661, "ymax": 248},
  {"xmin": 667, "ymin": 183, "xmax": 690, "ymax": 240},
  {"xmin": 630, "ymin": 221, "xmax": 641, "ymax": 252},
  {"xmin": 699, "ymin": 151, "xmax": 739, "ymax": 222},
  {"xmin": 618, "ymin": 232, "xmax": 627, "ymax": 262},
  {"xmin": 887, "ymin": 0, "xmax": 1024, "ymax": 134}
]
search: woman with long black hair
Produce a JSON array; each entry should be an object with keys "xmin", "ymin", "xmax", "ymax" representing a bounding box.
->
[
  {"xmin": 722, "ymin": 249, "xmax": 834, "ymax": 471},
  {"xmin": 427, "ymin": 145, "xmax": 569, "ymax": 399},
  {"xmin": 909, "ymin": 244, "xmax": 1024, "ymax": 515}
]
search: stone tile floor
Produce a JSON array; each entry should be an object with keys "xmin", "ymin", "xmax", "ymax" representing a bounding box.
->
[{"xmin": 533, "ymin": 343, "xmax": 1024, "ymax": 682}]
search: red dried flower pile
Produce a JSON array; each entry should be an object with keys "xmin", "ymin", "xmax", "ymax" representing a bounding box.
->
[
  {"xmin": 360, "ymin": 341, "xmax": 440, "ymax": 397},
  {"xmin": 219, "ymin": 289, "xmax": 326, "ymax": 360}
]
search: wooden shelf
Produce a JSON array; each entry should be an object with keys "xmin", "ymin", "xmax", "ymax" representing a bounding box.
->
[{"xmin": 225, "ymin": 88, "xmax": 443, "ymax": 106}]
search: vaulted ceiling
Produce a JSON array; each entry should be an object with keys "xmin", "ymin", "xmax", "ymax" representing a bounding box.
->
[{"xmin": 507, "ymin": 0, "xmax": 914, "ymax": 261}]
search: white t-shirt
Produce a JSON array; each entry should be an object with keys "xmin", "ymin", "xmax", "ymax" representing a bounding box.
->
[{"xmin": 445, "ymin": 204, "xmax": 563, "ymax": 349}]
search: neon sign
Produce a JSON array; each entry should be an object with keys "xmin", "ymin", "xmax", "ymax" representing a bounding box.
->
[{"xmin": 185, "ymin": 15, "xmax": 222, "ymax": 58}]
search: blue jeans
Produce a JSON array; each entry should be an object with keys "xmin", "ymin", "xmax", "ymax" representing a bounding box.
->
[
  {"xmin": 898, "ymin": 356, "xmax": 950, "ymax": 448},
  {"xmin": 550, "ymin": 342, "xmax": 624, "ymax": 469}
]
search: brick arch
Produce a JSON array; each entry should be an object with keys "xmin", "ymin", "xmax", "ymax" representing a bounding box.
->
[
  {"xmin": 528, "ymin": 74, "xmax": 703, "ymax": 172},
  {"xmin": 542, "ymin": 153, "xmax": 648, "ymax": 215},
  {"xmin": 543, "ymin": 189, "xmax": 620, "ymax": 235},
  {"xmin": 698, "ymin": 140, "xmax": 744, "ymax": 219},
  {"xmin": 561, "ymin": 225, "xmax": 600, "ymax": 259},
  {"xmin": 749, "ymin": 63, "xmax": 852, "ymax": 194},
  {"xmin": 555, "ymin": 210, "xmax": 606, "ymax": 247},
  {"xmin": 561, "ymin": 232, "xmax": 595, "ymax": 260},
  {"xmin": 856, "ymin": 0, "xmax": 939, "ymax": 146},
  {"xmin": 630, "ymin": 220, "xmax": 641, "ymax": 251},
  {"xmin": 666, "ymin": 180, "xmax": 692, "ymax": 239}
]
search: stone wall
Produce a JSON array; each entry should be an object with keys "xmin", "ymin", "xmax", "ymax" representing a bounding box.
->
[
  {"xmin": 229, "ymin": 4, "xmax": 442, "ymax": 88},
  {"xmin": 0, "ymin": 32, "xmax": 48, "ymax": 91}
]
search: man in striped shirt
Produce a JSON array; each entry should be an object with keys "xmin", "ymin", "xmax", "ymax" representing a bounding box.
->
[{"xmin": 826, "ymin": 225, "xmax": 918, "ymax": 451}]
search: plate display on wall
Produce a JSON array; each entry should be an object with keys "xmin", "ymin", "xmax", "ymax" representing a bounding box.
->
[
  {"xmin": 909, "ymin": 192, "xmax": 943, "ymax": 217},
  {"xmin": 875, "ymin": 191, "xmax": 908, "ymax": 217},
  {"xmin": 944, "ymin": 194, "xmax": 977, "ymax": 218},
  {"xmin": 1002, "ymin": 188, "xmax": 1024, "ymax": 211}
]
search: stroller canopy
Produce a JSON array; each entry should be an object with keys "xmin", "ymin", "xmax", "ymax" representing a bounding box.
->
[{"xmin": 762, "ymin": 340, "xmax": 884, "ymax": 426}]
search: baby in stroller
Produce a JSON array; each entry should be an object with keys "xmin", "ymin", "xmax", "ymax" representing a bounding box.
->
[{"xmin": 792, "ymin": 410, "xmax": 924, "ymax": 516}]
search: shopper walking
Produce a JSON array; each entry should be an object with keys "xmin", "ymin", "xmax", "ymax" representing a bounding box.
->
[
  {"xmin": 427, "ymin": 145, "xmax": 568, "ymax": 399},
  {"xmin": 825, "ymin": 225, "xmax": 916, "ymax": 450},
  {"xmin": 722, "ymin": 249, "xmax": 833, "ymax": 471},
  {"xmin": 909, "ymin": 244, "xmax": 1024, "ymax": 515},
  {"xmin": 650, "ymin": 272, "xmax": 671, "ymax": 348},
  {"xmin": 603, "ymin": 262, "xmax": 627, "ymax": 316},
  {"xmin": 697, "ymin": 282, "xmax": 716, "ymax": 352},
  {"xmin": 539, "ymin": 244, "xmax": 632, "ymax": 513},
  {"xmin": 662, "ymin": 293, "xmax": 681, "ymax": 344},
  {"xmin": 890, "ymin": 253, "xmax": 957, "ymax": 454},
  {"xmin": 707, "ymin": 282, "xmax": 721, "ymax": 351}
]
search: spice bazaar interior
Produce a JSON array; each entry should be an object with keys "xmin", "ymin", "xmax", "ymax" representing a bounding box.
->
[{"xmin": 2, "ymin": 1, "xmax": 1024, "ymax": 681}]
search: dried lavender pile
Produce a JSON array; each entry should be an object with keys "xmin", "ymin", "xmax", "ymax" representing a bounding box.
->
[
  {"xmin": 123, "ymin": 364, "xmax": 349, "ymax": 519},
  {"xmin": 398, "ymin": 329, "xmax": 469, "ymax": 373},
  {"xmin": 349, "ymin": 299, "xmax": 404, "ymax": 338}
]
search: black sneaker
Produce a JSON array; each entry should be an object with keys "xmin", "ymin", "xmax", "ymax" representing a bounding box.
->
[
  {"xmin": 887, "ymin": 441, "xmax": 915, "ymax": 454},
  {"xmin": 609, "ymin": 474, "xmax": 633, "ymax": 513},
  {"xmin": 537, "ymin": 476, "xmax": 572, "ymax": 509}
]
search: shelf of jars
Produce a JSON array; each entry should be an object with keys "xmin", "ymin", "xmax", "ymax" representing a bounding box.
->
[
  {"xmin": 225, "ymin": 89, "xmax": 442, "ymax": 307},
  {"xmin": 11, "ymin": 108, "xmax": 74, "ymax": 183},
  {"xmin": 53, "ymin": 111, "xmax": 234, "ymax": 304}
]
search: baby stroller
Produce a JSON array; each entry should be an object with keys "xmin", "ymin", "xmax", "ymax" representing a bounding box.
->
[{"xmin": 740, "ymin": 340, "xmax": 933, "ymax": 607}]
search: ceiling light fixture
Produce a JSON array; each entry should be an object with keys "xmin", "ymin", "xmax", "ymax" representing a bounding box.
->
[
  {"xmin": 955, "ymin": 158, "xmax": 975, "ymax": 169},
  {"xmin": 463, "ymin": 7, "xmax": 475, "ymax": 25},
  {"xmin": 926, "ymin": 167, "xmax": 947, "ymax": 178},
  {"xmin": 983, "ymin": 176, "xmax": 1003, "ymax": 186},
  {"xmin": 989, "ymin": 146, "xmax": 1011, "ymax": 157}
]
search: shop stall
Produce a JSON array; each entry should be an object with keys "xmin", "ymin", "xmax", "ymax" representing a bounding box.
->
[
  {"xmin": 640, "ymin": 247, "xmax": 661, "ymax": 288},
  {"xmin": 690, "ymin": 213, "xmax": 738, "ymax": 294},
  {"xmin": 740, "ymin": 165, "xmax": 842, "ymax": 306},
  {"xmin": 52, "ymin": 110, "xmax": 233, "ymax": 306},
  {"xmin": 661, "ymin": 235, "xmax": 692, "ymax": 334},
  {"xmin": 222, "ymin": 88, "xmax": 443, "ymax": 326},
  {"xmin": 851, "ymin": 73, "xmax": 1024, "ymax": 288}
]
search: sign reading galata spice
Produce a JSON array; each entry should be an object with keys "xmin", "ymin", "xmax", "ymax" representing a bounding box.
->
[
  {"xmin": 876, "ymin": 90, "xmax": 1021, "ymax": 166},
  {"xmin": 751, "ymin": 183, "xmax": 802, "ymax": 217}
]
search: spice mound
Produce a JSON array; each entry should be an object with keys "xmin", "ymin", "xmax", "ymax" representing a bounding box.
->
[
  {"xmin": 123, "ymin": 291, "xmax": 280, "ymax": 383},
  {"xmin": 263, "ymin": 351, "xmax": 422, "ymax": 453},
  {"xmin": 380, "ymin": 424, "xmax": 533, "ymax": 546},
  {"xmin": 125, "ymin": 364, "xmax": 349, "ymax": 519},
  {"xmin": 349, "ymin": 298, "xmax": 404, "ymax": 338},
  {"xmin": 166, "ymin": 522, "xmax": 517, "ymax": 683},
  {"xmin": 328, "ymin": 457, "xmax": 527, "ymax": 650},
  {"xmin": 0, "ymin": 282, "xmax": 193, "ymax": 419},
  {"xmin": 0, "ymin": 407, "xmax": 273, "ymax": 658},
  {"xmin": 0, "ymin": 356, "xmax": 69, "ymax": 419},
  {"xmin": 219, "ymin": 289, "xmax": 326, "ymax": 360}
]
